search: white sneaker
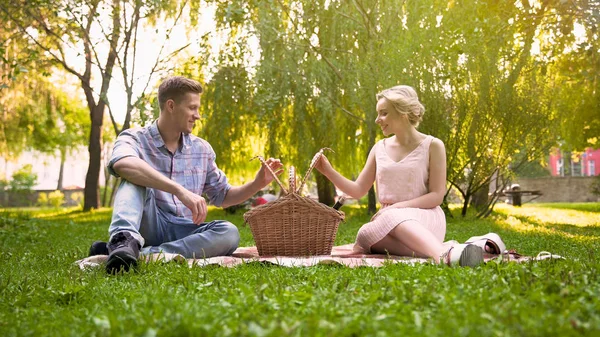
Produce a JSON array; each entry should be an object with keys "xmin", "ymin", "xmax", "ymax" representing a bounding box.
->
[{"xmin": 440, "ymin": 243, "xmax": 484, "ymax": 267}]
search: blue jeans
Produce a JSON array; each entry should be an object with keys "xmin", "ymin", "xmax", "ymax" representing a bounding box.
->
[{"xmin": 108, "ymin": 180, "xmax": 240, "ymax": 258}]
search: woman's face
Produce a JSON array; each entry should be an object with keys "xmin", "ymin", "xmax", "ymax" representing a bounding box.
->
[{"xmin": 375, "ymin": 98, "xmax": 403, "ymax": 136}]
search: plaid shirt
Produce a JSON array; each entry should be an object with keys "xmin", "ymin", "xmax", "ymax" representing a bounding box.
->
[{"xmin": 108, "ymin": 121, "xmax": 231, "ymax": 219}]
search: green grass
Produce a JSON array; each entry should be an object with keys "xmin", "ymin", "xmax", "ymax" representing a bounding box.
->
[{"xmin": 1, "ymin": 203, "xmax": 599, "ymax": 336}]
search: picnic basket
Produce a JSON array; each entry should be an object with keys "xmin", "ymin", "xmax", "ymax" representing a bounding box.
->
[{"xmin": 243, "ymin": 150, "xmax": 345, "ymax": 256}]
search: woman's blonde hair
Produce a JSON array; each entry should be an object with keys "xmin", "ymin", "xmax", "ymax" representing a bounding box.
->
[{"xmin": 376, "ymin": 85, "xmax": 425, "ymax": 127}]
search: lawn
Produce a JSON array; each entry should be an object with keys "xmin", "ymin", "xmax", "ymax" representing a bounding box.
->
[{"xmin": 1, "ymin": 203, "xmax": 599, "ymax": 336}]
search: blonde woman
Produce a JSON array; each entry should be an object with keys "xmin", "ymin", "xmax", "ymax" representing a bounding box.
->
[{"xmin": 315, "ymin": 85, "xmax": 483, "ymax": 266}]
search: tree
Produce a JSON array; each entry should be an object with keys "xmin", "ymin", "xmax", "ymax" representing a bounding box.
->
[
  {"xmin": 546, "ymin": 1, "xmax": 600, "ymax": 151},
  {"xmin": 1, "ymin": 0, "xmax": 201, "ymax": 210},
  {"xmin": 0, "ymin": 53, "xmax": 90, "ymax": 188},
  {"xmin": 199, "ymin": 0, "xmax": 587, "ymax": 217}
]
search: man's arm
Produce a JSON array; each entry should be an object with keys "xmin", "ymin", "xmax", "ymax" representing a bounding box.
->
[
  {"xmin": 112, "ymin": 157, "xmax": 181, "ymax": 195},
  {"xmin": 113, "ymin": 157, "xmax": 209, "ymax": 224},
  {"xmin": 220, "ymin": 158, "xmax": 283, "ymax": 208}
]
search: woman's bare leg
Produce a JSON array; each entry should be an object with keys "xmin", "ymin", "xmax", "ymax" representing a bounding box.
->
[{"xmin": 370, "ymin": 220, "xmax": 445, "ymax": 262}]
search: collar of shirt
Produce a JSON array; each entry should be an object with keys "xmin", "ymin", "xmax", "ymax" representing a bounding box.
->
[{"xmin": 149, "ymin": 120, "xmax": 192, "ymax": 155}]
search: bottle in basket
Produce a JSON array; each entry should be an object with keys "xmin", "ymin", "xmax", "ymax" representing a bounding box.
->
[{"xmin": 333, "ymin": 195, "xmax": 346, "ymax": 210}]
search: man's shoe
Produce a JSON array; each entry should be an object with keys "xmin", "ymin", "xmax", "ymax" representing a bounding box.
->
[
  {"xmin": 440, "ymin": 243, "xmax": 484, "ymax": 267},
  {"xmin": 89, "ymin": 241, "xmax": 109, "ymax": 256},
  {"xmin": 106, "ymin": 231, "xmax": 141, "ymax": 274}
]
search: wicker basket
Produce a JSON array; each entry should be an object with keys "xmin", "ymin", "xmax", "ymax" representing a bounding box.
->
[{"xmin": 244, "ymin": 150, "xmax": 345, "ymax": 256}]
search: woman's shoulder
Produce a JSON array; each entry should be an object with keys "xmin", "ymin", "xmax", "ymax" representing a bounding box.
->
[
  {"xmin": 426, "ymin": 136, "xmax": 446, "ymax": 157},
  {"xmin": 372, "ymin": 138, "xmax": 387, "ymax": 150},
  {"xmin": 420, "ymin": 133, "xmax": 444, "ymax": 146}
]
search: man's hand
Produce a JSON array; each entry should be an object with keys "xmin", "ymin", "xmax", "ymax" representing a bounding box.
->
[
  {"xmin": 255, "ymin": 158, "xmax": 284, "ymax": 188},
  {"xmin": 176, "ymin": 187, "xmax": 207, "ymax": 225}
]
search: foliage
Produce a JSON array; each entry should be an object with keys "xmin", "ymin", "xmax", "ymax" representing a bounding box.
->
[
  {"xmin": 9, "ymin": 164, "xmax": 37, "ymax": 192},
  {"xmin": 1, "ymin": 73, "xmax": 89, "ymax": 157},
  {"xmin": 48, "ymin": 190, "xmax": 65, "ymax": 208},
  {"xmin": 70, "ymin": 192, "xmax": 84, "ymax": 208},
  {"xmin": 0, "ymin": 204, "xmax": 599, "ymax": 336},
  {"xmin": 189, "ymin": 0, "xmax": 596, "ymax": 215},
  {"xmin": 37, "ymin": 192, "xmax": 49, "ymax": 207},
  {"xmin": 7, "ymin": 164, "xmax": 38, "ymax": 206},
  {"xmin": 546, "ymin": 1, "xmax": 600, "ymax": 150},
  {"xmin": 0, "ymin": 0, "xmax": 204, "ymax": 210}
]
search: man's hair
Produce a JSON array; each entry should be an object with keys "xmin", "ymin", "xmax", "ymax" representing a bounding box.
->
[{"xmin": 158, "ymin": 76, "xmax": 203, "ymax": 110}]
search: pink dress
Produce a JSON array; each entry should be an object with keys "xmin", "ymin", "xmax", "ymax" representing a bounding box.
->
[{"xmin": 354, "ymin": 135, "xmax": 446, "ymax": 253}]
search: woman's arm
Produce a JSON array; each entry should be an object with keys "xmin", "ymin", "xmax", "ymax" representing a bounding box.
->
[{"xmin": 314, "ymin": 148, "xmax": 377, "ymax": 200}]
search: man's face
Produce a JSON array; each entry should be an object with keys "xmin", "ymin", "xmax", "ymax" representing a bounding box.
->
[{"xmin": 171, "ymin": 92, "xmax": 201, "ymax": 134}]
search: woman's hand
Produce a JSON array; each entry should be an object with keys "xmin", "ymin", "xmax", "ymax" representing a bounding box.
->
[{"xmin": 313, "ymin": 154, "xmax": 333, "ymax": 177}]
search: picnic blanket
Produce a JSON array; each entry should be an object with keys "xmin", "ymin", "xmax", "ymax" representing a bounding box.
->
[{"xmin": 75, "ymin": 243, "xmax": 559, "ymax": 270}]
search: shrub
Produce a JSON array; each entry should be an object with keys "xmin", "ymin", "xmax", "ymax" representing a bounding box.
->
[
  {"xmin": 48, "ymin": 190, "xmax": 65, "ymax": 208},
  {"xmin": 10, "ymin": 164, "xmax": 37, "ymax": 192},
  {"xmin": 70, "ymin": 192, "xmax": 84, "ymax": 207},
  {"xmin": 37, "ymin": 192, "xmax": 49, "ymax": 207}
]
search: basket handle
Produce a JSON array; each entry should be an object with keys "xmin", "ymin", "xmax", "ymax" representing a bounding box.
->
[
  {"xmin": 289, "ymin": 166, "xmax": 296, "ymax": 194},
  {"xmin": 296, "ymin": 148, "xmax": 333, "ymax": 194},
  {"xmin": 251, "ymin": 156, "xmax": 288, "ymax": 195}
]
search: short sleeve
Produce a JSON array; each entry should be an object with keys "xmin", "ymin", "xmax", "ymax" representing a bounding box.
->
[
  {"xmin": 202, "ymin": 145, "xmax": 231, "ymax": 206},
  {"xmin": 107, "ymin": 130, "xmax": 141, "ymax": 177}
]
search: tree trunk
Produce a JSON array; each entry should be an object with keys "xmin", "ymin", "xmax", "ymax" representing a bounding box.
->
[
  {"xmin": 315, "ymin": 172, "xmax": 335, "ymax": 206},
  {"xmin": 367, "ymin": 123, "xmax": 377, "ymax": 215},
  {"xmin": 461, "ymin": 193, "xmax": 471, "ymax": 217},
  {"xmin": 109, "ymin": 176, "xmax": 120, "ymax": 207},
  {"xmin": 56, "ymin": 148, "xmax": 65, "ymax": 190},
  {"xmin": 470, "ymin": 183, "xmax": 490, "ymax": 212},
  {"xmin": 102, "ymin": 173, "xmax": 110, "ymax": 207},
  {"xmin": 367, "ymin": 186, "xmax": 376, "ymax": 214},
  {"xmin": 83, "ymin": 105, "xmax": 103, "ymax": 210}
]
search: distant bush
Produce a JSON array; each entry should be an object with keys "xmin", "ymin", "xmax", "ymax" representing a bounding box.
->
[
  {"xmin": 10, "ymin": 165, "xmax": 37, "ymax": 192},
  {"xmin": 70, "ymin": 192, "xmax": 84, "ymax": 207},
  {"xmin": 48, "ymin": 190, "xmax": 65, "ymax": 208},
  {"xmin": 37, "ymin": 192, "xmax": 49, "ymax": 207},
  {"xmin": 9, "ymin": 165, "xmax": 38, "ymax": 206}
]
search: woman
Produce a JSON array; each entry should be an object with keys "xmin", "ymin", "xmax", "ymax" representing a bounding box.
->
[{"xmin": 315, "ymin": 85, "xmax": 483, "ymax": 266}]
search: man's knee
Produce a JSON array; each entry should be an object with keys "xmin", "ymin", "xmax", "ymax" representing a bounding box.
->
[{"xmin": 219, "ymin": 222, "xmax": 240, "ymax": 254}]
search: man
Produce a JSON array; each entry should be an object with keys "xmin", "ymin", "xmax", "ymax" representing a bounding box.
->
[{"xmin": 89, "ymin": 76, "xmax": 282, "ymax": 274}]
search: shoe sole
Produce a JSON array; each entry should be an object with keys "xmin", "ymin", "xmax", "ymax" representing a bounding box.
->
[
  {"xmin": 459, "ymin": 244, "xmax": 484, "ymax": 267},
  {"xmin": 106, "ymin": 250, "xmax": 138, "ymax": 274}
]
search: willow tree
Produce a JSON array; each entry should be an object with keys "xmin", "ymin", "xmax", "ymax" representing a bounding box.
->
[
  {"xmin": 203, "ymin": 0, "xmax": 423, "ymax": 209},
  {"xmin": 438, "ymin": 0, "xmax": 590, "ymax": 216},
  {"xmin": 0, "ymin": 12, "xmax": 49, "ymax": 160},
  {"xmin": 546, "ymin": 1, "xmax": 600, "ymax": 151},
  {"xmin": 194, "ymin": 0, "xmax": 585, "ymax": 216},
  {"xmin": 1, "ymin": 0, "xmax": 202, "ymax": 210}
]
